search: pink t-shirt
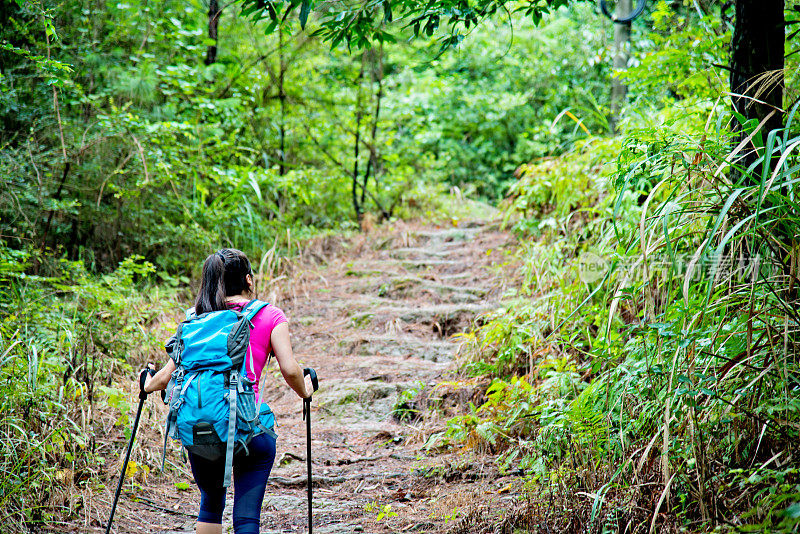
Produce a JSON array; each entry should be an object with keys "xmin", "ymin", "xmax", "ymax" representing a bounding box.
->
[{"xmin": 227, "ymin": 301, "xmax": 288, "ymax": 401}]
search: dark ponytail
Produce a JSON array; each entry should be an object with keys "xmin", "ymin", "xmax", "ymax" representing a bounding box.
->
[{"xmin": 195, "ymin": 248, "xmax": 253, "ymax": 314}]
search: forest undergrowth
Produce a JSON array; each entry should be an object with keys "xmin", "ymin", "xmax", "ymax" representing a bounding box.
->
[
  {"xmin": 0, "ymin": 251, "xmax": 183, "ymax": 529},
  {"xmin": 426, "ymin": 111, "xmax": 800, "ymax": 532}
]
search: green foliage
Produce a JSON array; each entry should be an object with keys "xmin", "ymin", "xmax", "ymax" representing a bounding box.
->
[
  {"xmin": 364, "ymin": 501, "xmax": 398, "ymax": 522},
  {"xmin": 0, "ymin": 243, "xmax": 179, "ymax": 528},
  {"xmin": 392, "ymin": 380, "xmax": 424, "ymax": 422},
  {"xmin": 7, "ymin": 0, "xmax": 798, "ymax": 531},
  {"xmin": 240, "ymin": 0, "xmax": 574, "ymax": 50},
  {"xmin": 620, "ymin": 0, "xmax": 730, "ymax": 103},
  {"xmin": 390, "ymin": 7, "xmax": 612, "ymax": 199},
  {"xmin": 505, "ymin": 137, "xmax": 618, "ymax": 221},
  {"xmin": 446, "ymin": 95, "xmax": 800, "ymax": 530},
  {"xmin": 1, "ymin": 0, "xmax": 615, "ymax": 272}
]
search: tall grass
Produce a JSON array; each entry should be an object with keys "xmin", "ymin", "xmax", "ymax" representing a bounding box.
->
[
  {"xmin": 442, "ymin": 107, "xmax": 800, "ymax": 532},
  {"xmin": 0, "ymin": 248, "xmax": 178, "ymax": 530}
]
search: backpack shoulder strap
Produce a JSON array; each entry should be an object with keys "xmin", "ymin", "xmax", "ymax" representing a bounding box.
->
[
  {"xmin": 227, "ymin": 300, "xmax": 268, "ymax": 370},
  {"xmin": 160, "ymin": 367, "xmax": 191, "ymax": 472},
  {"xmin": 241, "ymin": 299, "xmax": 270, "ymax": 321},
  {"xmin": 223, "ymin": 368, "xmax": 239, "ymax": 487},
  {"xmin": 165, "ymin": 319, "xmax": 188, "ymax": 366}
]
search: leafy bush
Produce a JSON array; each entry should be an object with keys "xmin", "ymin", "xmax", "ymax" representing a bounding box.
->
[
  {"xmin": 446, "ymin": 105, "xmax": 800, "ymax": 531},
  {"xmin": 0, "ymin": 244, "xmax": 178, "ymax": 529}
]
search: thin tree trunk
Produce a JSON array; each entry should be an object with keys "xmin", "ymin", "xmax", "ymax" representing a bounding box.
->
[
  {"xmin": 361, "ymin": 44, "xmax": 383, "ymax": 208},
  {"xmin": 41, "ymin": 29, "xmax": 70, "ymax": 253},
  {"xmin": 205, "ymin": 0, "xmax": 221, "ymax": 65},
  {"xmin": 730, "ymin": 0, "xmax": 784, "ymax": 175},
  {"xmin": 352, "ymin": 58, "xmax": 365, "ymax": 222},
  {"xmin": 279, "ymin": 30, "xmax": 287, "ymax": 176},
  {"xmin": 610, "ymin": 0, "xmax": 632, "ymax": 133},
  {"xmin": 40, "ymin": 162, "xmax": 71, "ymax": 251}
]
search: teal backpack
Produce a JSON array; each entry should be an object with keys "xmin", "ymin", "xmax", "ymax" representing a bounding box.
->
[{"xmin": 162, "ymin": 299, "xmax": 277, "ymax": 487}]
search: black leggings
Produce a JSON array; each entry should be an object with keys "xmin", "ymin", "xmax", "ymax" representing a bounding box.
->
[{"xmin": 188, "ymin": 433, "xmax": 277, "ymax": 533}]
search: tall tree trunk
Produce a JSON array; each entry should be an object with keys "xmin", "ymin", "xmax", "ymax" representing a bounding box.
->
[
  {"xmin": 610, "ymin": 0, "xmax": 632, "ymax": 133},
  {"xmin": 360, "ymin": 45, "xmax": 390, "ymax": 221},
  {"xmin": 279, "ymin": 29, "xmax": 287, "ymax": 176},
  {"xmin": 205, "ymin": 0, "xmax": 221, "ymax": 65},
  {"xmin": 361, "ymin": 44, "xmax": 383, "ymax": 208},
  {"xmin": 352, "ymin": 58, "xmax": 365, "ymax": 223},
  {"xmin": 730, "ymin": 2, "xmax": 794, "ymax": 251},
  {"xmin": 730, "ymin": 0, "xmax": 784, "ymax": 174}
]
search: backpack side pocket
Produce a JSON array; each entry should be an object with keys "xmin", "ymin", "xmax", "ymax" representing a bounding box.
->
[
  {"xmin": 236, "ymin": 375, "xmax": 258, "ymax": 434},
  {"xmin": 256, "ymin": 403, "xmax": 277, "ymax": 439}
]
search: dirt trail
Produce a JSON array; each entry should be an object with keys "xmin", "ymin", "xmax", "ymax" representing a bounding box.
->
[{"xmin": 93, "ymin": 217, "xmax": 515, "ymax": 534}]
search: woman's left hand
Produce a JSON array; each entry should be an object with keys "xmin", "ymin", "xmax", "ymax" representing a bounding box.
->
[{"xmin": 142, "ymin": 360, "xmax": 176, "ymax": 393}]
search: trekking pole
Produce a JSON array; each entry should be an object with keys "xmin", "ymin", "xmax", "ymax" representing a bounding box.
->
[
  {"xmin": 302, "ymin": 368, "xmax": 319, "ymax": 534},
  {"xmin": 105, "ymin": 368, "xmax": 154, "ymax": 534}
]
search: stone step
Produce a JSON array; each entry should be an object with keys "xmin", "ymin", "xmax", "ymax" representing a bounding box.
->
[
  {"xmin": 346, "ymin": 302, "xmax": 494, "ymax": 333},
  {"xmin": 341, "ymin": 334, "xmax": 457, "ymax": 362},
  {"xmin": 386, "ymin": 247, "xmax": 452, "ymax": 259},
  {"xmin": 438, "ymin": 271, "xmax": 474, "ymax": 281},
  {"xmin": 364, "ymin": 276, "xmax": 487, "ymax": 304},
  {"xmin": 348, "ymin": 258, "xmax": 465, "ymax": 272},
  {"xmin": 343, "ymin": 267, "xmax": 396, "ymax": 278},
  {"xmin": 413, "ymin": 227, "xmax": 482, "ymax": 241},
  {"xmin": 392, "ymin": 302, "xmax": 494, "ymax": 322},
  {"xmin": 342, "ymin": 359, "xmax": 447, "ymax": 383},
  {"xmin": 398, "ymin": 259, "xmax": 472, "ymax": 276},
  {"xmin": 315, "ymin": 378, "xmax": 422, "ymax": 425}
]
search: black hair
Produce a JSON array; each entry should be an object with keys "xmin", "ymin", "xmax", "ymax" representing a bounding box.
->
[{"xmin": 194, "ymin": 248, "xmax": 253, "ymax": 314}]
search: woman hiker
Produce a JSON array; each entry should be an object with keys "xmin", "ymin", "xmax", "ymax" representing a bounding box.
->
[{"xmin": 142, "ymin": 248, "xmax": 311, "ymax": 534}]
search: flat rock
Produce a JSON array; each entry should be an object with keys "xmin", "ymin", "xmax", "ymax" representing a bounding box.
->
[
  {"xmin": 316, "ymin": 522, "xmax": 373, "ymax": 534},
  {"xmin": 318, "ymin": 378, "xmax": 421, "ymax": 423},
  {"xmin": 262, "ymin": 494, "xmax": 306, "ymax": 511},
  {"xmin": 342, "ymin": 334, "xmax": 457, "ymax": 362},
  {"xmin": 387, "ymin": 247, "xmax": 452, "ymax": 259}
]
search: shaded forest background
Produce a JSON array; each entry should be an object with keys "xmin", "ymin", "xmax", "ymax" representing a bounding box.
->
[
  {"xmin": 1, "ymin": 0, "xmax": 613, "ymax": 272},
  {"xmin": 1, "ymin": 0, "xmax": 799, "ymax": 532}
]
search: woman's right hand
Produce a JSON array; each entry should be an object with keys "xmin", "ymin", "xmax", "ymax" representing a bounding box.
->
[{"xmin": 303, "ymin": 373, "xmax": 314, "ymax": 399}]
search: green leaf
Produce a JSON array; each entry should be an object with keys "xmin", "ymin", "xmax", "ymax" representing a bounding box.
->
[
  {"xmin": 382, "ymin": 0, "xmax": 392, "ymax": 22},
  {"xmin": 174, "ymin": 481, "xmax": 191, "ymax": 491},
  {"xmin": 299, "ymin": 0, "xmax": 312, "ymax": 29},
  {"xmin": 784, "ymin": 502, "xmax": 800, "ymax": 519}
]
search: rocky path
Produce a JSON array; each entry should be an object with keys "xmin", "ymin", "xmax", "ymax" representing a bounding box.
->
[{"xmin": 92, "ymin": 217, "xmax": 515, "ymax": 534}]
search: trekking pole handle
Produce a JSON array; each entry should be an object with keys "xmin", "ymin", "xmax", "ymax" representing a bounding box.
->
[
  {"xmin": 303, "ymin": 368, "xmax": 319, "ymax": 392},
  {"xmin": 139, "ymin": 368, "xmax": 156, "ymax": 401},
  {"xmin": 303, "ymin": 368, "xmax": 319, "ymax": 398}
]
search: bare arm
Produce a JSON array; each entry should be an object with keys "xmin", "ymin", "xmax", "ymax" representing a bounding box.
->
[
  {"xmin": 144, "ymin": 358, "xmax": 176, "ymax": 393},
  {"xmin": 270, "ymin": 322, "xmax": 310, "ymax": 399}
]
